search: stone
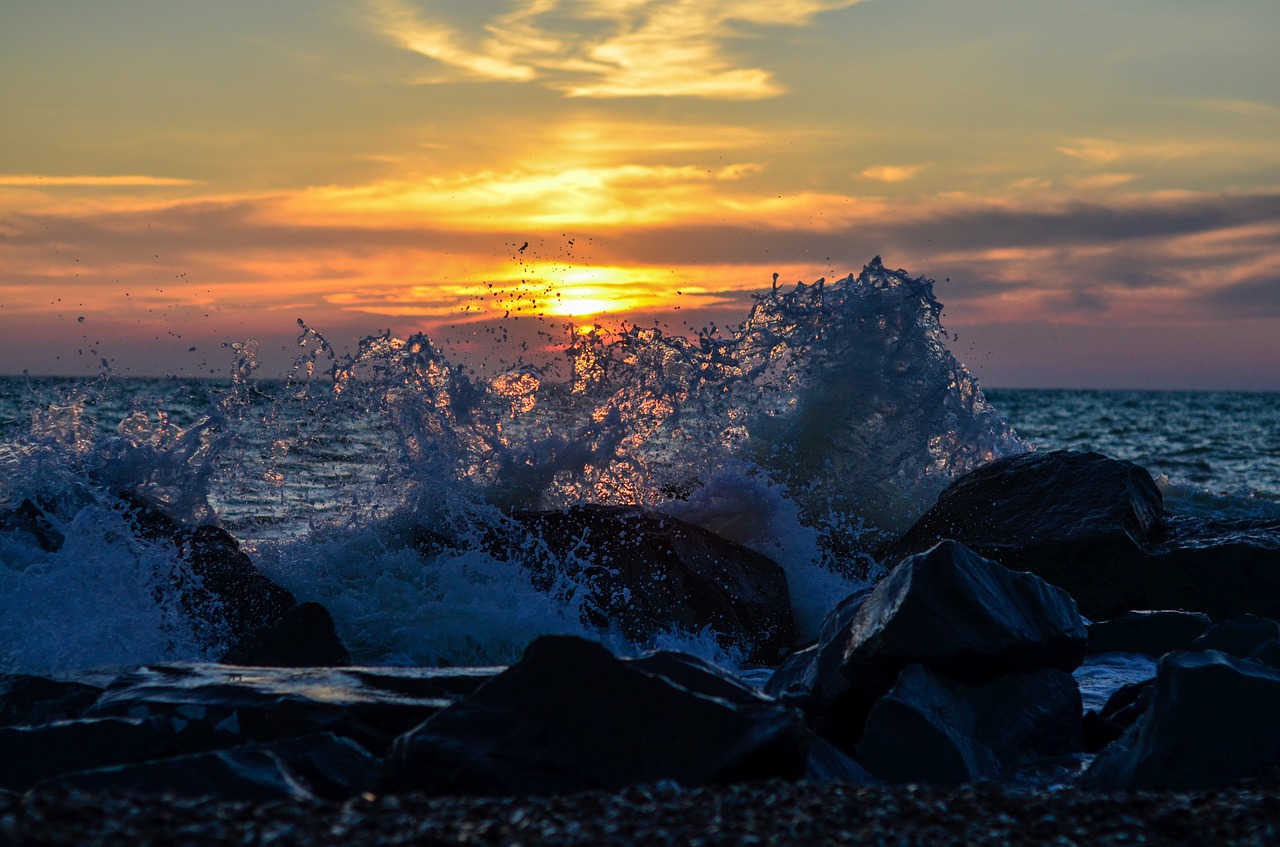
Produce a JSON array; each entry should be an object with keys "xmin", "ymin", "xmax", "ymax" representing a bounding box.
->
[
  {"xmin": 88, "ymin": 662, "xmax": 490, "ymax": 755},
  {"xmin": 31, "ymin": 748, "xmax": 315, "ymax": 802},
  {"xmin": 838, "ymin": 541, "xmax": 1084, "ymax": 729},
  {"xmin": 888, "ymin": 451, "xmax": 1280, "ymax": 622},
  {"xmin": 1087, "ymin": 610, "xmax": 1212, "ymax": 657},
  {"xmin": 117, "ymin": 492, "xmax": 296, "ymax": 644},
  {"xmin": 258, "ymin": 733, "xmax": 384, "ymax": 800},
  {"xmin": 1083, "ymin": 650, "xmax": 1280, "ymax": 790},
  {"xmin": 386, "ymin": 635, "xmax": 808, "ymax": 796},
  {"xmin": 1190, "ymin": 614, "xmax": 1280, "ymax": 658},
  {"xmin": 857, "ymin": 664, "xmax": 1081, "ymax": 786},
  {"xmin": 0, "ymin": 674, "xmax": 103, "ymax": 727},
  {"xmin": 0, "ymin": 715, "xmax": 233, "ymax": 793},
  {"xmin": 219, "ymin": 602, "xmax": 352, "ymax": 667},
  {"xmin": 0, "ymin": 498, "xmax": 64, "ymax": 552},
  {"xmin": 507, "ymin": 505, "xmax": 796, "ymax": 664}
]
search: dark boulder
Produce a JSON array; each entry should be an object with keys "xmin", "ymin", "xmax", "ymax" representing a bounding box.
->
[
  {"xmin": 258, "ymin": 733, "xmax": 384, "ymax": 800},
  {"xmin": 840, "ymin": 541, "xmax": 1085, "ymax": 730},
  {"xmin": 1087, "ymin": 610, "xmax": 1212, "ymax": 657},
  {"xmin": 117, "ymin": 492, "xmax": 296, "ymax": 644},
  {"xmin": 386, "ymin": 635, "xmax": 808, "ymax": 797},
  {"xmin": 1191, "ymin": 614, "xmax": 1280, "ymax": 658},
  {"xmin": 509, "ymin": 505, "xmax": 796, "ymax": 664},
  {"xmin": 31, "ymin": 748, "xmax": 315, "ymax": 802},
  {"xmin": 1251, "ymin": 640, "xmax": 1280, "ymax": 669},
  {"xmin": 220, "ymin": 602, "xmax": 352, "ymax": 667},
  {"xmin": 1083, "ymin": 650, "xmax": 1280, "ymax": 790},
  {"xmin": 0, "ymin": 674, "xmax": 103, "ymax": 727},
  {"xmin": 888, "ymin": 451, "xmax": 1280, "ymax": 622},
  {"xmin": 885, "ymin": 450, "xmax": 1163, "ymax": 566},
  {"xmin": 0, "ymin": 715, "xmax": 234, "ymax": 793},
  {"xmin": 857, "ymin": 664, "xmax": 1081, "ymax": 786},
  {"xmin": 88, "ymin": 662, "xmax": 488, "ymax": 755}
]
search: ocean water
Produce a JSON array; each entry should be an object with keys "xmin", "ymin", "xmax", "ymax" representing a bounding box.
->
[{"xmin": 1, "ymin": 259, "xmax": 1276, "ymax": 677}]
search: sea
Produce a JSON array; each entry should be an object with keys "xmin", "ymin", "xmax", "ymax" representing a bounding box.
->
[{"xmin": 2, "ymin": 261, "xmax": 1278, "ymax": 700}]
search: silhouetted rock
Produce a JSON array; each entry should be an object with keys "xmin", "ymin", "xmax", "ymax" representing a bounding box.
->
[
  {"xmin": 32, "ymin": 748, "xmax": 315, "ymax": 802},
  {"xmin": 220, "ymin": 602, "xmax": 352, "ymax": 667},
  {"xmin": 509, "ymin": 505, "xmax": 796, "ymax": 664},
  {"xmin": 386, "ymin": 635, "xmax": 808, "ymax": 796},
  {"xmin": 889, "ymin": 450, "xmax": 1280, "ymax": 622},
  {"xmin": 117, "ymin": 492, "xmax": 296, "ymax": 644},
  {"xmin": 1191, "ymin": 614, "xmax": 1280, "ymax": 658},
  {"xmin": 0, "ymin": 674, "xmax": 103, "ymax": 727},
  {"xmin": 258, "ymin": 733, "xmax": 384, "ymax": 800},
  {"xmin": 1087, "ymin": 610, "xmax": 1212, "ymax": 657},
  {"xmin": 88, "ymin": 662, "xmax": 491, "ymax": 755},
  {"xmin": 857, "ymin": 665, "xmax": 1081, "ymax": 786},
  {"xmin": 1083, "ymin": 650, "xmax": 1280, "ymax": 790},
  {"xmin": 0, "ymin": 715, "xmax": 232, "ymax": 792}
]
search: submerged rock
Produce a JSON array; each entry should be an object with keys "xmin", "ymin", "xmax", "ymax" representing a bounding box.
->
[
  {"xmin": 889, "ymin": 450, "xmax": 1280, "ymax": 622},
  {"xmin": 1083, "ymin": 650, "xmax": 1280, "ymax": 790},
  {"xmin": 508, "ymin": 505, "xmax": 797, "ymax": 664},
  {"xmin": 387, "ymin": 635, "xmax": 808, "ymax": 796}
]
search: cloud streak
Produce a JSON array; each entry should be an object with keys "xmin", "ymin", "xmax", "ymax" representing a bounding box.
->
[{"xmin": 367, "ymin": 0, "xmax": 866, "ymax": 99}]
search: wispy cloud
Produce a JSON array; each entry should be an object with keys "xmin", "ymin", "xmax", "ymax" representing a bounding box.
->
[
  {"xmin": 366, "ymin": 0, "xmax": 865, "ymax": 99},
  {"xmin": 0, "ymin": 175, "xmax": 198, "ymax": 187},
  {"xmin": 860, "ymin": 164, "xmax": 925, "ymax": 183}
]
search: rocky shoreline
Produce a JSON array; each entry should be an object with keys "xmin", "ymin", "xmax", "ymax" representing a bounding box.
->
[{"xmin": 8, "ymin": 780, "xmax": 1280, "ymax": 846}]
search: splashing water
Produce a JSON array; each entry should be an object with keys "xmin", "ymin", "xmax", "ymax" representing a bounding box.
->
[{"xmin": 0, "ymin": 258, "xmax": 1026, "ymax": 672}]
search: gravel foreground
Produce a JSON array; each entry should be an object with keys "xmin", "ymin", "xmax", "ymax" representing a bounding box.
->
[{"xmin": 6, "ymin": 781, "xmax": 1280, "ymax": 846}]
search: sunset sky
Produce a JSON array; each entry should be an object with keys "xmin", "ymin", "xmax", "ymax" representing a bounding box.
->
[{"xmin": 2, "ymin": 0, "xmax": 1278, "ymax": 388}]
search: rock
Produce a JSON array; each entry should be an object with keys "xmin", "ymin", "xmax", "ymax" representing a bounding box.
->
[
  {"xmin": 888, "ymin": 451, "xmax": 1280, "ymax": 622},
  {"xmin": 117, "ymin": 492, "xmax": 296, "ymax": 644},
  {"xmin": 1087, "ymin": 610, "xmax": 1212, "ymax": 657},
  {"xmin": 1190, "ymin": 614, "xmax": 1280, "ymax": 658},
  {"xmin": 1251, "ymin": 640, "xmax": 1280, "ymax": 669},
  {"xmin": 88, "ymin": 662, "xmax": 491, "ymax": 755},
  {"xmin": 0, "ymin": 674, "xmax": 103, "ymax": 727},
  {"xmin": 1083, "ymin": 650, "xmax": 1280, "ymax": 790},
  {"xmin": 386, "ymin": 635, "xmax": 808, "ymax": 796},
  {"xmin": 508, "ymin": 505, "xmax": 797, "ymax": 664},
  {"xmin": 0, "ymin": 715, "xmax": 233, "ymax": 792},
  {"xmin": 219, "ymin": 602, "xmax": 352, "ymax": 667},
  {"xmin": 834, "ymin": 541, "xmax": 1085, "ymax": 744},
  {"xmin": 885, "ymin": 449, "xmax": 1163, "ymax": 567},
  {"xmin": 32, "ymin": 748, "xmax": 315, "ymax": 802},
  {"xmin": 258, "ymin": 733, "xmax": 384, "ymax": 800},
  {"xmin": 763, "ymin": 587, "xmax": 874, "ymax": 748},
  {"xmin": 857, "ymin": 665, "xmax": 1082, "ymax": 786}
]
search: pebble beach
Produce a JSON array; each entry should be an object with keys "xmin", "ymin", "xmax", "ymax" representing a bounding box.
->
[{"xmin": 8, "ymin": 781, "xmax": 1280, "ymax": 847}]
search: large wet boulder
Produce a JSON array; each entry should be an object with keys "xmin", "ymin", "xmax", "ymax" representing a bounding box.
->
[
  {"xmin": 87, "ymin": 663, "xmax": 492, "ymax": 756},
  {"xmin": 0, "ymin": 674, "xmax": 103, "ymax": 727},
  {"xmin": 888, "ymin": 450, "xmax": 1280, "ymax": 621},
  {"xmin": 509, "ymin": 505, "xmax": 796, "ymax": 664},
  {"xmin": 219, "ymin": 602, "xmax": 352, "ymax": 667},
  {"xmin": 32, "ymin": 747, "xmax": 316, "ymax": 802},
  {"xmin": 838, "ymin": 541, "xmax": 1084, "ymax": 707},
  {"xmin": 857, "ymin": 664, "xmax": 1081, "ymax": 786},
  {"xmin": 1083, "ymin": 650, "xmax": 1280, "ymax": 790},
  {"xmin": 116, "ymin": 492, "xmax": 298, "ymax": 645},
  {"xmin": 386, "ymin": 635, "xmax": 808, "ymax": 797},
  {"xmin": 767, "ymin": 541, "xmax": 1085, "ymax": 751}
]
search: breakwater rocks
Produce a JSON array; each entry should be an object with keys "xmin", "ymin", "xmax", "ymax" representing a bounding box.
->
[{"xmin": 6, "ymin": 448, "xmax": 1280, "ymax": 805}]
